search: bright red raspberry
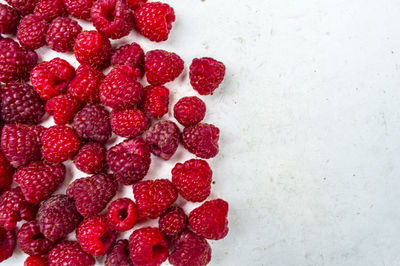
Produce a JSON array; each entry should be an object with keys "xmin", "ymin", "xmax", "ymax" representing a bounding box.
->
[
  {"xmin": 110, "ymin": 108, "xmax": 149, "ymax": 138},
  {"xmin": 145, "ymin": 49, "xmax": 184, "ymax": 85},
  {"xmin": 107, "ymin": 198, "xmax": 137, "ymax": 232},
  {"xmin": 105, "ymin": 239, "xmax": 133, "ymax": 266},
  {"xmin": 33, "ymin": 0, "xmax": 66, "ymax": 22},
  {"xmin": 134, "ymin": 2, "xmax": 175, "ymax": 42},
  {"xmin": 17, "ymin": 14, "xmax": 48, "ymax": 50},
  {"xmin": 5, "ymin": 0, "xmax": 38, "ymax": 15},
  {"xmin": 142, "ymin": 85, "xmax": 169, "ymax": 119},
  {"xmin": 64, "ymin": 0, "xmax": 95, "ymax": 20},
  {"xmin": 0, "ymin": 227, "xmax": 16, "ymax": 263},
  {"xmin": 182, "ymin": 123, "xmax": 220, "ymax": 159},
  {"xmin": 0, "ymin": 151, "xmax": 13, "ymax": 193},
  {"xmin": 173, "ymin": 96, "xmax": 206, "ymax": 127},
  {"xmin": 126, "ymin": 0, "xmax": 146, "ymax": 10},
  {"xmin": 48, "ymin": 241, "xmax": 95, "ymax": 266},
  {"xmin": 188, "ymin": 199, "xmax": 229, "ymax": 240},
  {"xmin": 0, "ymin": 3, "xmax": 19, "ymax": 34},
  {"xmin": 74, "ymin": 30, "xmax": 111, "ymax": 68},
  {"xmin": 17, "ymin": 221, "xmax": 54, "ymax": 256},
  {"xmin": 143, "ymin": 120, "xmax": 180, "ymax": 160},
  {"xmin": 24, "ymin": 256, "xmax": 48, "ymax": 266},
  {"xmin": 129, "ymin": 227, "xmax": 169, "ymax": 265},
  {"xmin": 111, "ymin": 42, "xmax": 144, "ymax": 75},
  {"xmin": 45, "ymin": 94, "xmax": 80, "ymax": 125},
  {"xmin": 106, "ymin": 138, "xmax": 150, "ymax": 185},
  {"xmin": 74, "ymin": 142, "xmax": 106, "ymax": 174},
  {"xmin": 190, "ymin": 57, "xmax": 226, "ymax": 95},
  {"xmin": 41, "ymin": 125, "xmax": 81, "ymax": 163},
  {"xmin": 159, "ymin": 206, "xmax": 187, "ymax": 238},
  {"xmin": 46, "ymin": 17, "xmax": 82, "ymax": 52}
]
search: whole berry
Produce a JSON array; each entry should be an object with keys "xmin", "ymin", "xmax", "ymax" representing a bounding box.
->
[
  {"xmin": 188, "ymin": 199, "xmax": 229, "ymax": 240},
  {"xmin": 0, "ymin": 227, "xmax": 16, "ymax": 263},
  {"xmin": 74, "ymin": 142, "xmax": 106, "ymax": 174},
  {"xmin": 45, "ymin": 94, "xmax": 80, "ymax": 125},
  {"xmin": 126, "ymin": 0, "xmax": 146, "ymax": 10},
  {"xmin": 134, "ymin": 2, "xmax": 175, "ymax": 42},
  {"xmin": 46, "ymin": 17, "xmax": 82, "ymax": 53},
  {"xmin": 0, "ymin": 151, "xmax": 13, "ymax": 193},
  {"xmin": 0, "ymin": 3, "xmax": 19, "ymax": 34},
  {"xmin": 110, "ymin": 108, "xmax": 149, "ymax": 138},
  {"xmin": 107, "ymin": 198, "xmax": 137, "ymax": 232},
  {"xmin": 158, "ymin": 206, "xmax": 187, "ymax": 238},
  {"xmin": 33, "ymin": 0, "xmax": 66, "ymax": 22},
  {"xmin": 5, "ymin": 0, "xmax": 38, "ymax": 15},
  {"xmin": 173, "ymin": 96, "xmax": 206, "ymax": 127},
  {"xmin": 143, "ymin": 120, "xmax": 180, "ymax": 160},
  {"xmin": 17, "ymin": 14, "xmax": 48, "ymax": 50},
  {"xmin": 182, "ymin": 123, "xmax": 220, "ymax": 159},
  {"xmin": 105, "ymin": 239, "xmax": 133, "ymax": 266},
  {"xmin": 142, "ymin": 85, "xmax": 169, "ymax": 119},
  {"xmin": 17, "ymin": 221, "xmax": 54, "ymax": 256},
  {"xmin": 106, "ymin": 138, "xmax": 150, "ymax": 185},
  {"xmin": 190, "ymin": 57, "xmax": 226, "ymax": 95},
  {"xmin": 74, "ymin": 30, "xmax": 111, "ymax": 68},
  {"xmin": 48, "ymin": 241, "xmax": 95, "ymax": 266},
  {"xmin": 24, "ymin": 256, "xmax": 48, "ymax": 266},
  {"xmin": 145, "ymin": 49, "xmax": 184, "ymax": 85},
  {"xmin": 111, "ymin": 42, "xmax": 144, "ymax": 75},
  {"xmin": 64, "ymin": 0, "xmax": 95, "ymax": 20}
]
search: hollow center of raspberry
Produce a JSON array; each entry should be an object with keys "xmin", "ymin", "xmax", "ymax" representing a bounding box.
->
[
  {"xmin": 149, "ymin": 144, "xmax": 160, "ymax": 152},
  {"xmin": 32, "ymin": 232, "xmax": 45, "ymax": 240},
  {"xmin": 118, "ymin": 208, "xmax": 128, "ymax": 221},
  {"xmin": 152, "ymin": 244, "xmax": 167, "ymax": 260},
  {"xmin": 102, "ymin": 6, "xmax": 115, "ymax": 22}
]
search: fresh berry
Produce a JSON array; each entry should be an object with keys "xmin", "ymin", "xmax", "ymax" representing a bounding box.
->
[
  {"xmin": 188, "ymin": 199, "xmax": 229, "ymax": 240},
  {"xmin": 5, "ymin": 0, "xmax": 38, "ymax": 15},
  {"xmin": 126, "ymin": 0, "xmax": 146, "ymax": 10},
  {"xmin": 107, "ymin": 198, "xmax": 137, "ymax": 232},
  {"xmin": 68, "ymin": 64, "xmax": 104, "ymax": 104},
  {"xmin": 142, "ymin": 85, "xmax": 169, "ymax": 119},
  {"xmin": 134, "ymin": 2, "xmax": 175, "ymax": 42},
  {"xmin": 0, "ymin": 227, "xmax": 16, "ymax": 262},
  {"xmin": 159, "ymin": 206, "xmax": 187, "ymax": 238},
  {"xmin": 132, "ymin": 179, "xmax": 178, "ymax": 219},
  {"xmin": 48, "ymin": 241, "xmax": 95, "ymax": 266},
  {"xmin": 110, "ymin": 108, "xmax": 149, "ymax": 138},
  {"xmin": 64, "ymin": 0, "xmax": 95, "ymax": 20},
  {"xmin": 45, "ymin": 94, "xmax": 80, "ymax": 125},
  {"xmin": 17, "ymin": 221, "xmax": 54, "ymax": 256},
  {"xmin": 33, "ymin": 0, "xmax": 66, "ymax": 22},
  {"xmin": 173, "ymin": 96, "xmax": 206, "ymax": 127},
  {"xmin": 0, "ymin": 3, "xmax": 19, "ymax": 34},
  {"xmin": 74, "ymin": 142, "xmax": 106, "ymax": 174},
  {"xmin": 190, "ymin": 57, "xmax": 226, "ymax": 95},
  {"xmin": 143, "ymin": 120, "xmax": 180, "ymax": 160},
  {"xmin": 182, "ymin": 123, "xmax": 219, "ymax": 159},
  {"xmin": 67, "ymin": 173, "xmax": 118, "ymax": 218},
  {"xmin": 24, "ymin": 256, "xmax": 48, "ymax": 266},
  {"xmin": 74, "ymin": 30, "xmax": 111, "ymax": 68},
  {"xmin": 106, "ymin": 138, "xmax": 150, "ymax": 185},
  {"xmin": 37, "ymin": 195, "xmax": 82, "ymax": 241},
  {"xmin": 111, "ymin": 42, "xmax": 144, "ymax": 75},
  {"xmin": 105, "ymin": 239, "xmax": 133, "ymax": 266},
  {"xmin": 17, "ymin": 14, "xmax": 48, "ymax": 50},
  {"xmin": 145, "ymin": 49, "xmax": 184, "ymax": 85},
  {"xmin": 46, "ymin": 17, "xmax": 82, "ymax": 52},
  {"xmin": 0, "ymin": 151, "xmax": 13, "ymax": 192}
]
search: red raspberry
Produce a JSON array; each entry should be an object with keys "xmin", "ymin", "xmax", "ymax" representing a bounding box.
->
[
  {"xmin": 0, "ymin": 3, "xmax": 19, "ymax": 34},
  {"xmin": 73, "ymin": 104, "xmax": 111, "ymax": 143},
  {"xmin": 0, "ymin": 151, "xmax": 13, "ymax": 193},
  {"xmin": 64, "ymin": 0, "xmax": 95, "ymax": 20},
  {"xmin": 126, "ymin": 0, "xmax": 146, "ymax": 10},
  {"xmin": 5, "ymin": 0, "xmax": 38, "ymax": 15},
  {"xmin": 106, "ymin": 138, "xmax": 150, "ymax": 185},
  {"xmin": 48, "ymin": 241, "xmax": 95, "ymax": 266},
  {"xmin": 0, "ymin": 227, "xmax": 16, "ymax": 263},
  {"xmin": 46, "ymin": 17, "xmax": 82, "ymax": 52},
  {"xmin": 129, "ymin": 227, "xmax": 169, "ymax": 265},
  {"xmin": 67, "ymin": 173, "xmax": 118, "ymax": 218},
  {"xmin": 1, "ymin": 81, "xmax": 45, "ymax": 125},
  {"xmin": 74, "ymin": 142, "xmax": 106, "ymax": 174},
  {"xmin": 107, "ymin": 198, "xmax": 137, "ymax": 232},
  {"xmin": 145, "ymin": 49, "xmax": 184, "ymax": 85},
  {"xmin": 68, "ymin": 64, "xmax": 104, "ymax": 104},
  {"xmin": 17, "ymin": 221, "xmax": 54, "ymax": 256},
  {"xmin": 74, "ymin": 30, "xmax": 111, "ymax": 68},
  {"xmin": 173, "ymin": 96, "xmax": 206, "ymax": 127},
  {"xmin": 33, "ymin": 0, "xmax": 66, "ymax": 22},
  {"xmin": 105, "ymin": 239, "xmax": 133, "ymax": 266},
  {"xmin": 133, "ymin": 179, "xmax": 178, "ymax": 219},
  {"xmin": 190, "ymin": 57, "xmax": 226, "ymax": 95},
  {"xmin": 37, "ymin": 195, "xmax": 82, "ymax": 242},
  {"xmin": 45, "ymin": 94, "xmax": 80, "ymax": 125},
  {"xmin": 134, "ymin": 2, "xmax": 175, "ymax": 42},
  {"xmin": 182, "ymin": 123, "xmax": 220, "ymax": 159},
  {"xmin": 142, "ymin": 85, "xmax": 169, "ymax": 119},
  {"xmin": 143, "ymin": 120, "xmax": 180, "ymax": 160},
  {"xmin": 17, "ymin": 14, "xmax": 48, "ymax": 50},
  {"xmin": 110, "ymin": 108, "xmax": 149, "ymax": 138},
  {"xmin": 100, "ymin": 65, "xmax": 143, "ymax": 109},
  {"xmin": 24, "ymin": 256, "xmax": 48, "ymax": 266},
  {"xmin": 111, "ymin": 42, "xmax": 144, "ymax": 75},
  {"xmin": 159, "ymin": 206, "xmax": 187, "ymax": 238},
  {"xmin": 169, "ymin": 230, "xmax": 211, "ymax": 266},
  {"xmin": 188, "ymin": 199, "xmax": 229, "ymax": 240}
]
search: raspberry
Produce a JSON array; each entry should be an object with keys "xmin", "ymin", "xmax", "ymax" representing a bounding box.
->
[
  {"xmin": 129, "ymin": 227, "xmax": 169, "ymax": 266},
  {"xmin": 46, "ymin": 17, "xmax": 82, "ymax": 53},
  {"xmin": 190, "ymin": 57, "xmax": 226, "ymax": 95},
  {"xmin": 76, "ymin": 216, "xmax": 117, "ymax": 256},
  {"xmin": 5, "ymin": 0, "xmax": 38, "ymax": 15},
  {"xmin": 48, "ymin": 241, "xmax": 95, "ymax": 266},
  {"xmin": 145, "ymin": 49, "xmax": 184, "ymax": 85},
  {"xmin": 24, "ymin": 256, "xmax": 48, "ymax": 266},
  {"xmin": 33, "ymin": 0, "xmax": 66, "ymax": 22},
  {"xmin": 64, "ymin": 0, "xmax": 95, "ymax": 20},
  {"xmin": 107, "ymin": 198, "xmax": 137, "ymax": 232},
  {"xmin": 0, "ymin": 151, "xmax": 13, "ymax": 193},
  {"xmin": 106, "ymin": 138, "xmax": 150, "ymax": 185},
  {"xmin": 45, "ymin": 94, "xmax": 80, "ymax": 125},
  {"xmin": 74, "ymin": 30, "xmax": 111, "ymax": 68},
  {"xmin": 171, "ymin": 159, "xmax": 212, "ymax": 202},
  {"xmin": 1, "ymin": 82, "xmax": 44, "ymax": 125},
  {"xmin": 158, "ymin": 206, "xmax": 187, "ymax": 238},
  {"xmin": 0, "ymin": 3, "xmax": 19, "ymax": 34},
  {"xmin": 111, "ymin": 42, "xmax": 144, "ymax": 75},
  {"xmin": 134, "ymin": 2, "xmax": 175, "ymax": 42},
  {"xmin": 182, "ymin": 123, "xmax": 219, "ymax": 159},
  {"xmin": 91, "ymin": 0, "xmax": 133, "ymax": 39},
  {"xmin": 188, "ymin": 199, "xmax": 229, "ymax": 240},
  {"xmin": 73, "ymin": 104, "xmax": 111, "ymax": 143},
  {"xmin": 100, "ymin": 65, "xmax": 143, "ymax": 109},
  {"xmin": 37, "ymin": 195, "xmax": 82, "ymax": 242},
  {"xmin": 105, "ymin": 239, "xmax": 133, "ymax": 266},
  {"xmin": 17, "ymin": 221, "xmax": 54, "ymax": 256},
  {"xmin": 17, "ymin": 14, "xmax": 48, "ymax": 50},
  {"xmin": 168, "ymin": 230, "xmax": 211, "ymax": 266},
  {"xmin": 173, "ymin": 96, "xmax": 206, "ymax": 127},
  {"xmin": 67, "ymin": 173, "xmax": 118, "ymax": 218},
  {"xmin": 126, "ymin": 0, "xmax": 146, "ymax": 10},
  {"xmin": 132, "ymin": 179, "xmax": 178, "ymax": 219},
  {"xmin": 0, "ymin": 227, "xmax": 16, "ymax": 262},
  {"xmin": 110, "ymin": 108, "xmax": 149, "ymax": 138},
  {"xmin": 143, "ymin": 120, "xmax": 180, "ymax": 160},
  {"xmin": 73, "ymin": 142, "xmax": 106, "ymax": 174},
  {"xmin": 142, "ymin": 85, "xmax": 169, "ymax": 119}
]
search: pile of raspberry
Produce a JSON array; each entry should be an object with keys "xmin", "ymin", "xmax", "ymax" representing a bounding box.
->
[{"xmin": 0, "ymin": 0, "xmax": 228, "ymax": 265}]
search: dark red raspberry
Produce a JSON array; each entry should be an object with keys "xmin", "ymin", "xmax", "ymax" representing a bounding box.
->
[
  {"xmin": 73, "ymin": 104, "xmax": 111, "ymax": 143},
  {"xmin": 0, "ymin": 227, "xmax": 16, "ymax": 262},
  {"xmin": 169, "ymin": 230, "xmax": 211, "ymax": 266},
  {"xmin": 24, "ymin": 255, "xmax": 48, "ymax": 266},
  {"xmin": 5, "ymin": 0, "xmax": 38, "ymax": 15},
  {"xmin": 129, "ymin": 227, "xmax": 169, "ymax": 265},
  {"xmin": 126, "ymin": 0, "xmax": 146, "ymax": 10},
  {"xmin": 182, "ymin": 123, "xmax": 219, "ymax": 159},
  {"xmin": 17, "ymin": 14, "xmax": 48, "ymax": 51},
  {"xmin": 111, "ymin": 42, "xmax": 144, "ymax": 76},
  {"xmin": 106, "ymin": 138, "xmax": 150, "ymax": 185},
  {"xmin": 48, "ymin": 241, "xmax": 95, "ymax": 266},
  {"xmin": 142, "ymin": 85, "xmax": 169, "ymax": 119},
  {"xmin": 100, "ymin": 65, "xmax": 143, "ymax": 109},
  {"xmin": 134, "ymin": 2, "xmax": 175, "ymax": 42},
  {"xmin": 190, "ymin": 57, "xmax": 226, "ymax": 95},
  {"xmin": 33, "ymin": 0, "xmax": 66, "ymax": 22},
  {"xmin": 67, "ymin": 173, "xmax": 118, "ymax": 218},
  {"xmin": 110, "ymin": 108, "xmax": 149, "ymax": 138},
  {"xmin": 189, "ymin": 199, "xmax": 229, "ymax": 240},
  {"xmin": 159, "ymin": 206, "xmax": 187, "ymax": 238},
  {"xmin": 143, "ymin": 120, "xmax": 180, "ymax": 160},
  {"xmin": 74, "ymin": 142, "xmax": 106, "ymax": 174},
  {"xmin": 74, "ymin": 30, "xmax": 111, "ymax": 68},
  {"xmin": 145, "ymin": 49, "xmax": 184, "ymax": 85},
  {"xmin": 173, "ymin": 96, "xmax": 206, "ymax": 127},
  {"xmin": 46, "ymin": 17, "xmax": 82, "ymax": 52},
  {"xmin": 107, "ymin": 198, "xmax": 137, "ymax": 232},
  {"xmin": 0, "ymin": 151, "xmax": 13, "ymax": 193},
  {"xmin": 105, "ymin": 239, "xmax": 133, "ymax": 266},
  {"xmin": 0, "ymin": 3, "xmax": 19, "ymax": 34},
  {"xmin": 37, "ymin": 195, "xmax": 82, "ymax": 242},
  {"xmin": 45, "ymin": 94, "xmax": 80, "ymax": 125},
  {"xmin": 17, "ymin": 221, "xmax": 54, "ymax": 256},
  {"xmin": 132, "ymin": 179, "xmax": 178, "ymax": 219},
  {"xmin": 64, "ymin": 0, "xmax": 95, "ymax": 20}
]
